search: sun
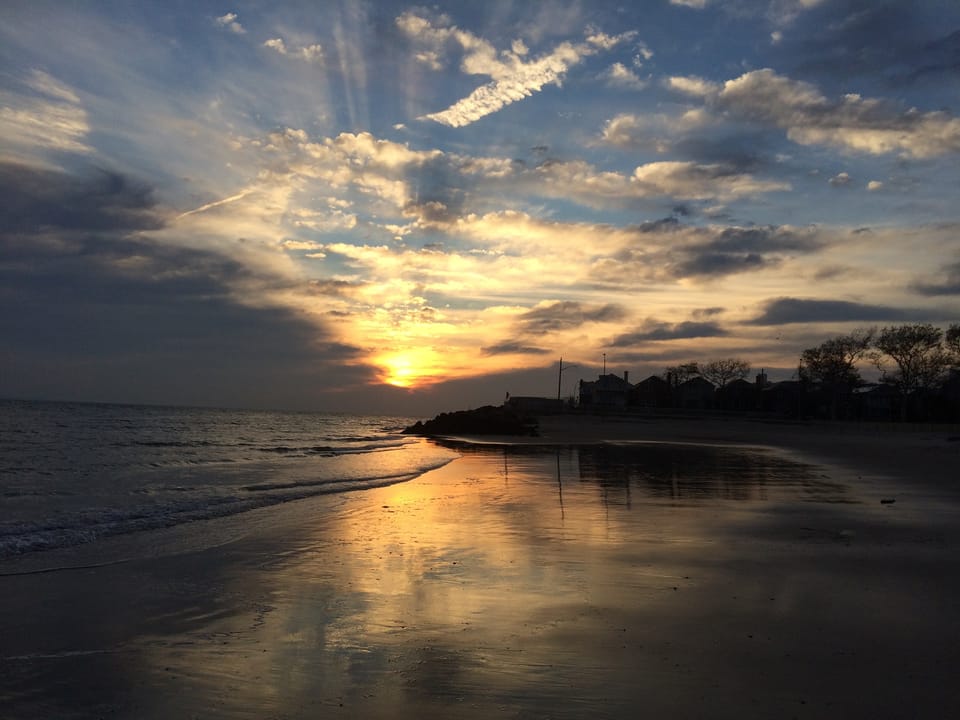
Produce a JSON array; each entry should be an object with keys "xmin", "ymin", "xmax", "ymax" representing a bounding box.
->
[{"xmin": 379, "ymin": 349, "xmax": 439, "ymax": 389}]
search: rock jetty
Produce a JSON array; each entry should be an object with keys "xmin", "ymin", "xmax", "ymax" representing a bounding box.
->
[{"xmin": 402, "ymin": 405, "xmax": 538, "ymax": 437}]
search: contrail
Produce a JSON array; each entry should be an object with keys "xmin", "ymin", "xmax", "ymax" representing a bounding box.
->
[{"xmin": 176, "ymin": 188, "xmax": 254, "ymax": 219}]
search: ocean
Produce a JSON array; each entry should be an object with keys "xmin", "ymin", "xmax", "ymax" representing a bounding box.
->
[{"xmin": 0, "ymin": 399, "xmax": 456, "ymax": 559}]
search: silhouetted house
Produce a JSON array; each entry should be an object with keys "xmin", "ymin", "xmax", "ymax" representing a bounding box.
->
[
  {"xmin": 506, "ymin": 396, "xmax": 566, "ymax": 415},
  {"xmin": 853, "ymin": 383, "xmax": 899, "ymax": 421},
  {"xmin": 936, "ymin": 369, "xmax": 960, "ymax": 422},
  {"xmin": 676, "ymin": 376, "xmax": 715, "ymax": 410},
  {"xmin": 631, "ymin": 375, "xmax": 671, "ymax": 408},
  {"xmin": 579, "ymin": 373, "xmax": 632, "ymax": 408},
  {"xmin": 761, "ymin": 381, "xmax": 801, "ymax": 417},
  {"xmin": 717, "ymin": 378, "xmax": 757, "ymax": 412}
]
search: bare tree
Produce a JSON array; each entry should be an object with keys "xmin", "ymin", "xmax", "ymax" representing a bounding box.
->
[
  {"xmin": 663, "ymin": 362, "xmax": 700, "ymax": 387},
  {"xmin": 872, "ymin": 324, "xmax": 953, "ymax": 420},
  {"xmin": 946, "ymin": 323, "xmax": 960, "ymax": 364},
  {"xmin": 700, "ymin": 358, "xmax": 750, "ymax": 389}
]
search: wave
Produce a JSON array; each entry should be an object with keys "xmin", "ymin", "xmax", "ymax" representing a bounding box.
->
[{"xmin": 0, "ymin": 454, "xmax": 455, "ymax": 559}]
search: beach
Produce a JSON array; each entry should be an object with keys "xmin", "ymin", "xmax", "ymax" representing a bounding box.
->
[{"xmin": 2, "ymin": 416, "xmax": 960, "ymax": 719}]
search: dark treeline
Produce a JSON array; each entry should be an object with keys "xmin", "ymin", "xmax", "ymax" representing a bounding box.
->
[{"xmin": 577, "ymin": 323, "xmax": 960, "ymax": 423}]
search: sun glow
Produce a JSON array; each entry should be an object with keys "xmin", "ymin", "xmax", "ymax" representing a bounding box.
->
[{"xmin": 379, "ymin": 349, "xmax": 441, "ymax": 389}]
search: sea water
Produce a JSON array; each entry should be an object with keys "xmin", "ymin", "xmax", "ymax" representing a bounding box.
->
[{"xmin": 0, "ymin": 399, "xmax": 455, "ymax": 558}]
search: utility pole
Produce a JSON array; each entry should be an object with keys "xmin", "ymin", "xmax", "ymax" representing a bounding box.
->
[
  {"xmin": 602, "ymin": 352, "xmax": 606, "ymax": 376},
  {"xmin": 558, "ymin": 357, "xmax": 578, "ymax": 400}
]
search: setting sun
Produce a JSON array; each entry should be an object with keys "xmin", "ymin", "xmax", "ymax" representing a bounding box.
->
[{"xmin": 379, "ymin": 350, "xmax": 440, "ymax": 388}]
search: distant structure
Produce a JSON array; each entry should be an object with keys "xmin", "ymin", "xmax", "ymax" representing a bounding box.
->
[
  {"xmin": 578, "ymin": 372, "xmax": 632, "ymax": 408},
  {"xmin": 675, "ymin": 376, "xmax": 715, "ymax": 410}
]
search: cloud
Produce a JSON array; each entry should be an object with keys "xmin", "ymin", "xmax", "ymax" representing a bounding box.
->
[
  {"xmin": 747, "ymin": 297, "xmax": 914, "ymax": 325},
  {"xmin": 0, "ymin": 161, "xmax": 374, "ymax": 409},
  {"xmin": 589, "ymin": 221, "xmax": 823, "ymax": 284},
  {"xmin": 911, "ymin": 260, "xmax": 960, "ymax": 296},
  {"xmin": 598, "ymin": 110, "xmax": 712, "ymax": 151},
  {"xmin": 0, "ymin": 161, "xmax": 163, "ymax": 234},
  {"xmin": 828, "ymin": 171, "xmax": 852, "ymax": 187},
  {"xmin": 601, "ymin": 62, "xmax": 647, "ymax": 90},
  {"xmin": 867, "ymin": 180, "xmax": 884, "ymax": 191},
  {"xmin": 215, "ymin": 12, "xmax": 246, "ymax": 34},
  {"xmin": 262, "ymin": 128, "xmax": 788, "ymax": 231},
  {"xmin": 670, "ymin": 0, "xmax": 708, "ymax": 7},
  {"xmin": 421, "ymin": 43, "xmax": 591, "ymax": 127},
  {"xmin": 666, "ymin": 68, "xmax": 960, "ymax": 158},
  {"xmin": 610, "ymin": 320, "xmax": 728, "ymax": 346},
  {"xmin": 263, "ymin": 37, "xmax": 324, "ymax": 62},
  {"xmin": 667, "ymin": 75, "xmax": 718, "ymax": 97},
  {"xmin": 480, "ymin": 341, "xmax": 551, "ymax": 356},
  {"xmin": 398, "ymin": 11, "xmax": 635, "ymax": 127},
  {"xmin": 0, "ymin": 69, "xmax": 91, "ymax": 161},
  {"xmin": 516, "ymin": 301, "xmax": 628, "ymax": 335},
  {"xmin": 632, "ymin": 161, "xmax": 790, "ymax": 200}
]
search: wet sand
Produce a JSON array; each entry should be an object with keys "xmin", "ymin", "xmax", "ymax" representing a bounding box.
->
[{"xmin": 2, "ymin": 418, "xmax": 960, "ymax": 718}]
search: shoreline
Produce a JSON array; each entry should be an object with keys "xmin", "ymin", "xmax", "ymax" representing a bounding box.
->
[{"xmin": 2, "ymin": 418, "xmax": 960, "ymax": 718}]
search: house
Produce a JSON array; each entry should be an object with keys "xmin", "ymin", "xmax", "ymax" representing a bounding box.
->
[
  {"xmin": 935, "ymin": 369, "xmax": 960, "ymax": 421},
  {"xmin": 631, "ymin": 375, "xmax": 672, "ymax": 408},
  {"xmin": 852, "ymin": 383, "xmax": 899, "ymax": 421},
  {"xmin": 717, "ymin": 378, "xmax": 758, "ymax": 411},
  {"xmin": 676, "ymin": 376, "xmax": 715, "ymax": 410},
  {"xmin": 761, "ymin": 381, "xmax": 802, "ymax": 417},
  {"xmin": 579, "ymin": 372, "xmax": 632, "ymax": 408}
]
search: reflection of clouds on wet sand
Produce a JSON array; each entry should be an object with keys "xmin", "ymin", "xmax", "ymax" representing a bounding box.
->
[
  {"xmin": 5, "ymin": 441, "xmax": 958, "ymax": 718},
  {"xmin": 151, "ymin": 442, "xmax": 852, "ymax": 715}
]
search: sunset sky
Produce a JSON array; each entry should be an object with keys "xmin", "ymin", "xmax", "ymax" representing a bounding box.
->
[{"xmin": 2, "ymin": 0, "xmax": 959, "ymax": 414}]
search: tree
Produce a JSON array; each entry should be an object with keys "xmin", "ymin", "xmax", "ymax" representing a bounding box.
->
[
  {"xmin": 700, "ymin": 358, "xmax": 750, "ymax": 389},
  {"xmin": 946, "ymin": 323, "xmax": 960, "ymax": 364},
  {"xmin": 800, "ymin": 329, "xmax": 873, "ymax": 386},
  {"xmin": 663, "ymin": 362, "xmax": 700, "ymax": 387},
  {"xmin": 799, "ymin": 329, "xmax": 874, "ymax": 418},
  {"xmin": 872, "ymin": 324, "xmax": 953, "ymax": 420}
]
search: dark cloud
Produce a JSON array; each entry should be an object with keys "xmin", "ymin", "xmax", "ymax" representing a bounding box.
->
[
  {"xmin": 517, "ymin": 301, "xmax": 628, "ymax": 335},
  {"xmin": 308, "ymin": 279, "xmax": 367, "ymax": 297},
  {"xmin": 672, "ymin": 226, "xmax": 821, "ymax": 279},
  {"xmin": 671, "ymin": 132, "xmax": 777, "ymax": 172},
  {"xmin": 634, "ymin": 217, "xmax": 683, "ymax": 234},
  {"xmin": 480, "ymin": 341, "xmax": 551, "ymax": 356},
  {"xmin": 592, "ymin": 222, "xmax": 824, "ymax": 285},
  {"xmin": 611, "ymin": 321, "xmax": 728, "ymax": 346},
  {"xmin": 911, "ymin": 261, "xmax": 960, "ymax": 296},
  {"xmin": 786, "ymin": 1, "xmax": 960, "ymax": 90},
  {"xmin": 910, "ymin": 29, "xmax": 960, "ymax": 84},
  {"xmin": 0, "ymin": 162, "xmax": 370, "ymax": 410},
  {"xmin": 747, "ymin": 297, "xmax": 914, "ymax": 325},
  {"xmin": 813, "ymin": 265, "xmax": 855, "ymax": 281},
  {"xmin": 1, "ymin": 162, "xmax": 164, "ymax": 234},
  {"xmin": 674, "ymin": 251, "xmax": 771, "ymax": 277}
]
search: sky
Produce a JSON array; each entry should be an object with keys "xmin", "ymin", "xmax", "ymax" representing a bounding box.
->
[{"xmin": 2, "ymin": 0, "xmax": 959, "ymax": 415}]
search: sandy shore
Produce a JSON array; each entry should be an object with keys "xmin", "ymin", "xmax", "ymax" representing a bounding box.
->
[{"xmin": 2, "ymin": 417, "xmax": 960, "ymax": 718}]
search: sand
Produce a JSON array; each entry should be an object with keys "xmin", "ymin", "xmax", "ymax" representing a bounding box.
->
[{"xmin": 2, "ymin": 416, "xmax": 960, "ymax": 719}]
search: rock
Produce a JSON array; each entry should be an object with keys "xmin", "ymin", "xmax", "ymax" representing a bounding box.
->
[{"xmin": 402, "ymin": 405, "xmax": 539, "ymax": 437}]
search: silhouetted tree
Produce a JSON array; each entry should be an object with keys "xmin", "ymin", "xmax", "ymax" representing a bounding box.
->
[
  {"xmin": 799, "ymin": 328, "xmax": 873, "ymax": 419},
  {"xmin": 663, "ymin": 362, "xmax": 700, "ymax": 387},
  {"xmin": 946, "ymin": 323, "xmax": 960, "ymax": 364},
  {"xmin": 700, "ymin": 358, "xmax": 750, "ymax": 389},
  {"xmin": 872, "ymin": 323, "xmax": 953, "ymax": 420}
]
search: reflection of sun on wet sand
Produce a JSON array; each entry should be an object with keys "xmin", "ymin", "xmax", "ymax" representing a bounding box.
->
[{"xmin": 2, "ymin": 416, "xmax": 960, "ymax": 718}]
